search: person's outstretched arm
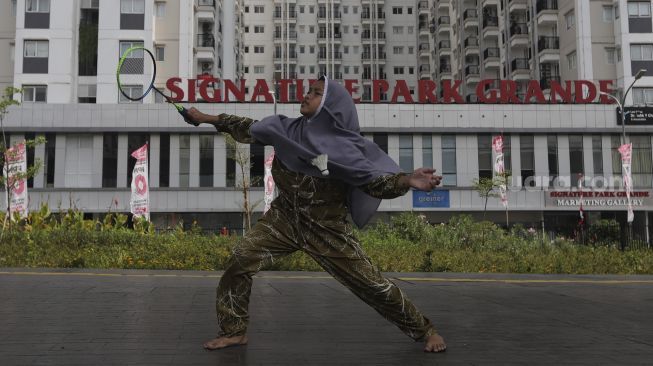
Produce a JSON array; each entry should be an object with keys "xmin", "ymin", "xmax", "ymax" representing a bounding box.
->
[
  {"xmin": 185, "ymin": 107, "xmax": 257, "ymax": 144},
  {"xmin": 360, "ymin": 168, "xmax": 442, "ymax": 199}
]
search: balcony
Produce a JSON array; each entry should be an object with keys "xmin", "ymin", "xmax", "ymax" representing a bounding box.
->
[
  {"xmin": 318, "ymin": 12, "xmax": 342, "ymax": 21},
  {"xmin": 317, "ymin": 32, "xmax": 342, "ymax": 42},
  {"xmin": 439, "ymin": 64, "xmax": 452, "ymax": 73},
  {"xmin": 466, "ymin": 94, "xmax": 480, "ymax": 103},
  {"xmin": 465, "ymin": 64, "xmax": 480, "ymax": 77},
  {"xmin": 508, "ymin": 0, "xmax": 528, "ymax": 13},
  {"xmin": 482, "ymin": 15, "xmax": 499, "ymax": 38},
  {"xmin": 196, "ymin": 33, "xmax": 215, "ymax": 48},
  {"xmin": 511, "ymin": 58, "xmax": 530, "ymax": 79},
  {"xmin": 195, "ymin": 33, "xmax": 215, "ymax": 60},
  {"xmin": 361, "ymin": 12, "xmax": 386, "ymax": 21},
  {"xmin": 536, "ymin": 0, "xmax": 558, "ymax": 25},
  {"xmin": 419, "ymin": 43, "xmax": 430, "ymax": 57},
  {"xmin": 483, "ymin": 47, "xmax": 500, "ymax": 69},
  {"xmin": 464, "ymin": 37, "xmax": 479, "ymax": 48},
  {"xmin": 438, "ymin": 40, "xmax": 452, "ymax": 56},
  {"xmin": 274, "ymin": 31, "xmax": 298, "ymax": 41},
  {"xmin": 509, "ymin": 23, "xmax": 529, "ymax": 48},
  {"xmin": 273, "ymin": 11, "xmax": 297, "ymax": 20},
  {"xmin": 418, "ymin": 1, "xmax": 429, "ymax": 15},
  {"xmin": 463, "ymin": 9, "xmax": 479, "ymax": 29},
  {"xmin": 539, "ymin": 75, "xmax": 561, "ymax": 90},
  {"xmin": 538, "ymin": 36, "xmax": 560, "ymax": 63}
]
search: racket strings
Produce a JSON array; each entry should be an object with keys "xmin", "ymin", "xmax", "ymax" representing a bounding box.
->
[{"xmin": 118, "ymin": 48, "xmax": 154, "ymax": 101}]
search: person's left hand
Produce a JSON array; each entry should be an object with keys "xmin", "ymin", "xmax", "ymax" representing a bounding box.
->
[{"xmin": 408, "ymin": 168, "xmax": 442, "ymax": 191}]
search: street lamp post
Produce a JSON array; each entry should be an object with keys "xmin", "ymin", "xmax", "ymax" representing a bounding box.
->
[{"xmin": 599, "ymin": 69, "xmax": 647, "ymax": 246}]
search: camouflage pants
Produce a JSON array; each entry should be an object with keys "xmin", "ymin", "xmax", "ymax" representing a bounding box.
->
[{"xmin": 215, "ymin": 203, "xmax": 437, "ymax": 342}]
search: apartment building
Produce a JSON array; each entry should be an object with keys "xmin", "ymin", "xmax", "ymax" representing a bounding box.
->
[{"xmin": 0, "ymin": 0, "xmax": 652, "ymax": 242}]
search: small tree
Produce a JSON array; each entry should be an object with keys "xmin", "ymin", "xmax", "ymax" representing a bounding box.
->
[
  {"xmin": 225, "ymin": 134, "xmax": 261, "ymax": 233},
  {"xmin": 0, "ymin": 87, "xmax": 45, "ymax": 233},
  {"xmin": 472, "ymin": 171, "xmax": 512, "ymax": 245}
]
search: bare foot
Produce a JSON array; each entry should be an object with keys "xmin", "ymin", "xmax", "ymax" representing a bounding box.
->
[
  {"xmin": 424, "ymin": 334, "xmax": 446, "ymax": 352},
  {"xmin": 202, "ymin": 335, "xmax": 248, "ymax": 350}
]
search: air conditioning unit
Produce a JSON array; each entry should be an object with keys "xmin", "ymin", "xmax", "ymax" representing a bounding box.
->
[{"xmin": 201, "ymin": 62, "xmax": 212, "ymax": 73}]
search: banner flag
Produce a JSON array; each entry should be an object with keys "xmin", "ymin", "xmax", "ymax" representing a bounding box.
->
[
  {"xmin": 130, "ymin": 143, "xmax": 149, "ymax": 221},
  {"xmin": 618, "ymin": 143, "xmax": 634, "ymax": 223},
  {"xmin": 492, "ymin": 135, "xmax": 508, "ymax": 208},
  {"xmin": 4, "ymin": 142, "xmax": 28, "ymax": 219},
  {"xmin": 263, "ymin": 152, "xmax": 276, "ymax": 213}
]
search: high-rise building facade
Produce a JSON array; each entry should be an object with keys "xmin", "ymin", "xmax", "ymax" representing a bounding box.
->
[{"xmin": 0, "ymin": 0, "xmax": 652, "ymax": 242}]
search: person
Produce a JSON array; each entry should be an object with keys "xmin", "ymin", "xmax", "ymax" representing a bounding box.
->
[{"xmin": 185, "ymin": 77, "xmax": 447, "ymax": 353}]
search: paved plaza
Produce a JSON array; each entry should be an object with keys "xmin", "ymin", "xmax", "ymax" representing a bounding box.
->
[{"xmin": 1, "ymin": 268, "xmax": 652, "ymax": 365}]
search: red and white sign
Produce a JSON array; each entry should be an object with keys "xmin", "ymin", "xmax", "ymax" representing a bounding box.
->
[
  {"xmin": 263, "ymin": 152, "xmax": 276, "ymax": 214},
  {"xmin": 4, "ymin": 142, "xmax": 28, "ymax": 219},
  {"xmin": 130, "ymin": 143, "xmax": 149, "ymax": 221},
  {"xmin": 166, "ymin": 78, "xmax": 617, "ymax": 105}
]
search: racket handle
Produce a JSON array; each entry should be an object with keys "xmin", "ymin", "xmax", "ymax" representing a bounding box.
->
[{"xmin": 178, "ymin": 107, "xmax": 199, "ymax": 127}]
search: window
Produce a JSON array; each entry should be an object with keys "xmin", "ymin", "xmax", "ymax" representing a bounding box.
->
[
  {"xmin": 353, "ymin": 6, "xmax": 358, "ymax": 14},
  {"xmin": 344, "ymin": 46, "xmax": 349, "ymax": 54},
  {"xmin": 309, "ymin": 66, "xmax": 315, "ymax": 74},
  {"xmin": 477, "ymin": 135, "xmax": 492, "ymax": 179},
  {"xmin": 392, "ymin": 7, "xmax": 402, "ymax": 15},
  {"xmin": 441, "ymin": 135, "xmax": 457, "ymax": 186},
  {"xmin": 155, "ymin": 1, "xmax": 166, "ymax": 17},
  {"xmin": 399, "ymin": 135, "xmax": 413, "ymax": 172},
  {"xmin": 119, "ymin": 41, "xmax": 143, "ymax": 57},
  {"xmin": 26, "ymin": 0, "xmax": 49, "ymax": 12},
  {"xmin": 569, "ymin": 135, "xmax": 584, "ymax": 187},
  {"xmin": 408, "ymin": 67, "xmax": 414, "ymax": 74},
  {"xmin": 520, "ymin": 135, "xmax": 535, "ymax": 187},
  {"xmin": 120, "ymin": 0, "xmax": 144, "ymax": 14},
  {"xmin": 12, "ymin": 0, "xmax": 16, "ymax": 16},
  {"xmin": 567, "ymin": 51, "xmax": 577, "ymax": 69},
  {"xmin": 155, "ymin": 46, "xmax": 165, "ymax": 61},
  {"xmin": 245, "ymin": 26, "xmax": 249, "ymax": 33},
  {"xmin": 373, "ymin": 134, "xmax": 388, "ymax": 154},
  {"xmin": 199, "ymin": 135, "xmax": 214, "ymax": 187},
  {"xmin": 343, "ymin": 6, "xmax": 348, "ymax": 14},
  {"xmin": 603, "ymin": 5, "xmax": 613, "ymax": 22},
  {"xmin": 633, "ymin": 88, "xmax": 653, "ymax": 104},
  {"xmin": 628, "ymin": 2, "xmax": 651, "ymax": 17},
  {"xmin": 254, "ymin": 66, "xmax": 264, "ymax": 73},
  {"xmin": 605, "ymin": 47, "xmax": 615, "ymax": 64},
  {"xmin": 408, "ymin": 26, "xmax": 414, "ymax": 34},
  {"xmin": 309, "ymin": 26, "xmax": 315, "ymax": 33},
  {"xmin": 354, "ymin": 66, "xmax": 359, "ymax": 74},
  {"xmin": 422, "ymin": 135, "xmax": 432, "ymax": 168},
  {"xmin": 615, "ymin": 4, "xmax": 620, "ymax": 18},
  {"xmin": 299, "ymin": 5, "xmax": 304, "ymax": 13},
  {"xmin": 24, "ymin": 40, "xmax": 48, "ymax": 57},
  {"xmin": 548, "ymin": 135, "xmax": 558, "ymax": 187},
  {"xmin": 299, "ymin": 66, "xmax": 305, "ymax": 73},
  {"xmin": 244, "ymin": 46, "xmax": 249, "ymax": 53},
  {"xmin": 254, "ymin": 25, "xmax": 264, "ymax": 33},
  {"xmin": 353, "ymin": 26, "xmax": 359, "ymax": 34},
  {"xmin": 407, "ymin": 7, "xmax": 413, "ymax": 15},
  {"xmin": 565, "ymin": 11, "xmax": 575, "ymax": 29},
  {"xmin": 630, "ymin": 44, "xmax": 653, "ymax": 60},
  {"xmin": 394, "ymin": 67, "xmax": 404, "ymax": 74},
  {"xmin": 343, "ymin": 25, "xmax": 349, "ymax": 33},
  {"xmin": 254, "ymin": 46, "xmax": 264, "ymax": 53},
  {"xmin": 408, "ymin": 46, "xmax": 414, "ymax": 54},
  {"xmin": 22, "ymin": 85, "xmax": 46, "ymax": 102},
  {"xmin": 309, "ymin": 6, "xmax": 314, "ymax": 13},
  {"xmin": 592, "ymin": 135, "xmax": 604, "ymax": 177},
  {"xmin": 244, "ymin": 6, "xmax": 249, "ymax": 12},
  {"xmin": 179, "ymin": 134, "xmax": 190, "ymax": 187},
  {"xmin": 119, "ymin": 86, "xmax": 143, "ymax": 103},
  {"xmin": 354, "ymin": 46, "xmax": 359, "ymax": 54},
  {"xmin": 102, "ymin": 133, "xmax": 118, "ymax": 187},
  {"xmin": 310, "ymin": 46, "xmax": 315, "ymax": 54},
  {"xmin": 159, "ymin": 133, "xmax": 170, "ymax": 187},
  {"xmin": 393, "ymin": 46, "xmax": 403, "ymax": 54},
  {"xmin": 299, "ymin": 45, "xmax": 305, "ymax": 53},
  {"xmin": 78, "ymin": 84, "xmax": 96, "ymax": 103},
  {"xmin": 254, "ymin": 5, "xmax": 264, "ymax": 13},
  {"xmin": 43, "ymin": 133, "xmax": 55, "ymax": 187}
]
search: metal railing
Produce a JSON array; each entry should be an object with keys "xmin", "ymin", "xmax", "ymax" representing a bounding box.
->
[
  {"xmin": 463, "ymin": 9, "xmax": 478, "ymax": 20},
  {"xmin": 510, "ymin": 23, "xmax": 528, "ymax": 36},
  {"xmin": 538, "ymin": 36, "xmax": 560, "ymax": 52},
  {"xmin": 464, "ymin": 37, "xmax": 479, "ymax": 47},
  {"xmin": 536, "ymin": 0, "xmax": 558, "ymax": 12},
  {"xmin": 483, "ymin": 16, "xmax": 499, "ymax": 28},
  {"xmin": 465, "ymin": 65, "xmax": 480, "ymax": 75},
  {"xmin": 197, "ymin": 33, "xmax": 215, "ymax": 48},
  {"xmin": 511, "ymin": 58, "xmax": 529, "ymax": 70},
  {"xmin": 483, "ymin": 47, "xmax": 500, "ymax": 59}
]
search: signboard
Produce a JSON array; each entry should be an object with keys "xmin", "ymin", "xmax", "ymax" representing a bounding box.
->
[
  {"xmin": 413, "ymin": 190, "xmax": 450, "ymax": 208},
  {"xmin": 617, "ymin": 107, "xmax": 653, "ymax": 125},
  {"xmin": 130, "ymin": 143, "xmax": 149, "ymax": 220},
  {"xmin": 166, "ymin": 78, "xmax": 616, "ymax": 105},
  {"xmin": 3, "ymin": 142, "xmax": 28, "ymax": 219},
  {"xmin": 545, "ymin": 190, "xmax": 653, "ymax": 208}
]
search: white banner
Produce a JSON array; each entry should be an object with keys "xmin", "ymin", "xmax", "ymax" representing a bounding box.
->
[
  {"xmin": 4, "ymin": 142, "xmax": 28, "ymax": 219},
  {"xmin": 492, "ymin": 135, "xmax": 507, "ymax": 207},
  {"xmin": 130, "ymin": 143, "xmax": 149, "ymax": 221},
  {"xmin": 263, "ymin": 152, "xmax": 276, "ymax": 213},
  {"xmin": 618, "ymin": 143, "xmax": 634, "ymax": 222}
]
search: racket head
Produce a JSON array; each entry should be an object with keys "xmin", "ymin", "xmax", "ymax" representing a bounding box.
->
[{"xmin": 116, "ymin": 46, "xmax": 156, "ymax": 101}]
